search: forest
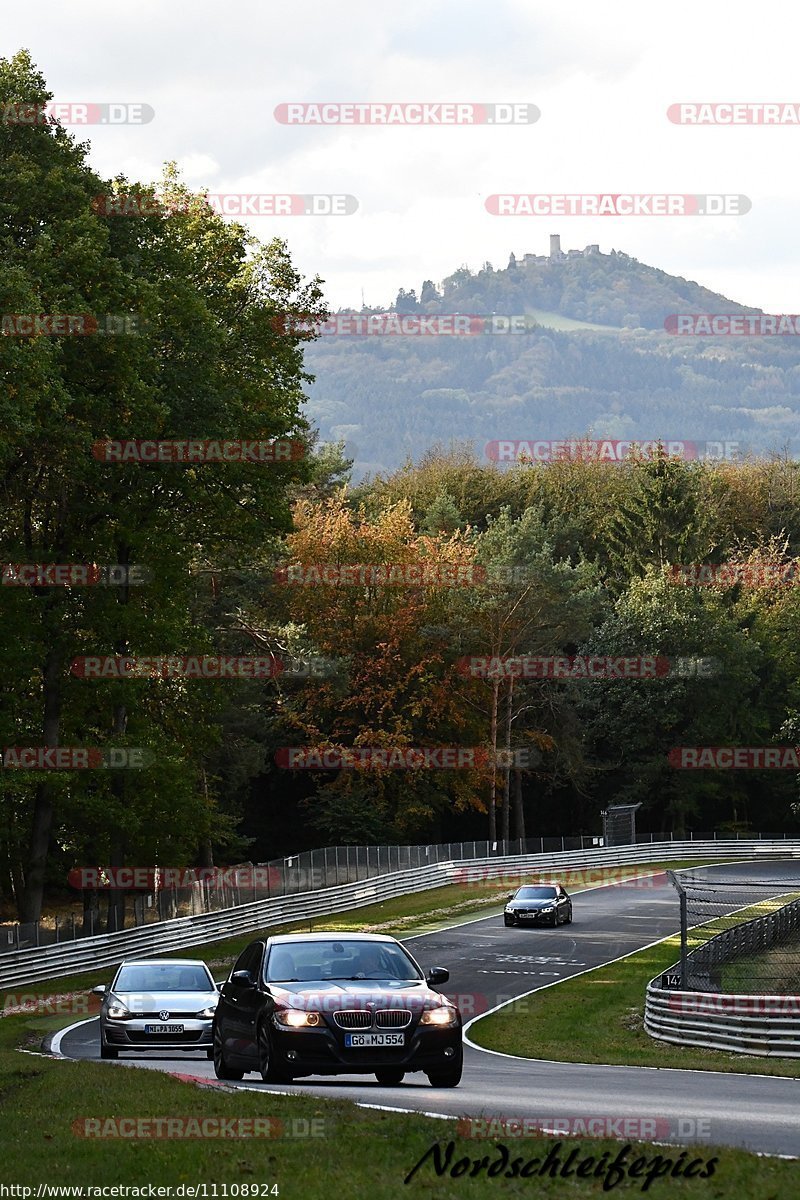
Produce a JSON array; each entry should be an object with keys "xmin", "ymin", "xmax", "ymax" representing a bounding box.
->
[{"xmin": 2, "ymin": 51, "xmax": 800, "ymax": 926}]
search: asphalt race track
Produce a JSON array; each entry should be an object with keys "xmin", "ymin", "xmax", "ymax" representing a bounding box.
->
[{"xmin": 54, "ymin": 861, "xmax": 800, "ymax": 1157}]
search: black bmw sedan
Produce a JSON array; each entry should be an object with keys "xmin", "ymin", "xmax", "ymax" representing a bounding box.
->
[
  {"xmin": 503, "ymin": 883, "xmax": 573, "ymax": 927},
  {"xmin": 212, "ymin": 932, "xmax": 462, "ymax": 1087}
]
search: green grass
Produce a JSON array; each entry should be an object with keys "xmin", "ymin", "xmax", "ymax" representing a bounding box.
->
[
  {"xmin": 525, "ymin": 307, "xmax": 623, "ymax": 333},
  {"xmin": 470, "ymin": 934, "xmax": 800, "ymax": 1078}
]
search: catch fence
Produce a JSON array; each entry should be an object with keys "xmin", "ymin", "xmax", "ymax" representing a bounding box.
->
[{"xmin": 668, "ymin": 868, "xmax": 800, "ymax": 993}]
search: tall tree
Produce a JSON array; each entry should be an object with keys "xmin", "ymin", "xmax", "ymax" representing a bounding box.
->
[
  {"xmin": 457, "ymin": 506, "xmax": 599, "ymax": 839},
  {"xmin": 0, "ymin": 52, "xmax": 325, "ymax": 920}
]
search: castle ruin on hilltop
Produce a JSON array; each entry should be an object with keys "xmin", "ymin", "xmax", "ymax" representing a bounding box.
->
[{"xmin": 510, "ymin": 235, "xmax": 601, "ymax": 268}]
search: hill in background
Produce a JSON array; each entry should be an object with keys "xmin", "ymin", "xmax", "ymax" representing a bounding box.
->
[{"xmin": 302, "ymin": 241, "xmax": 800, "ymax": 477}]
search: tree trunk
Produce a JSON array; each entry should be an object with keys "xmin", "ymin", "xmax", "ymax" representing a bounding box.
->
[
  {"xmin": 18, "ymin": 646, "xmax": 62, "ymax": 923},
  {"xmin": 82, "ymin": 889, "xmax": 100, "ymax": 937},
  {"xmin": 105, "ymin": 695, "xmax": 128, "ymax": 934},
  {"xmin": 488, "ymin": 679, "xmax": 499, "ymax": 841},
  {"xmin": 513, "ymin": 767, "xmax": 525, "ymax": 842},
  {"xmin": 105, "ymin": 553, "xmax": 130, "ymax": 934},
  {"xmin": 106, "ymin": 837, "xmax": 127, "ymax": 933},
  {"xmin": 500, "ymin": 677, "xmax": 513, "ymax": 844},
  {"xmin": 198, "ymin": 769, "xmax": 214, "ymax": 868}
]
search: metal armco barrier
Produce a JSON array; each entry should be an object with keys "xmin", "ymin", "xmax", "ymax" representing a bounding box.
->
[
  {"xmin": 645, "ymin": 984, "xmax": 800, "ymax": 1057},
  {"xmin": 645, "ymin": 888, "xmax": 800, "ymax": 1056},
  {"xmin": 2, "ymin": 839, "xmax": 798, "ymax": 989}
]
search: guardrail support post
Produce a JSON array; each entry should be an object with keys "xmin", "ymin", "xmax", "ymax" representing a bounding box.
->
[{"xmin": 679, "ymin": 890, "xmax": 688, "ymax": 989}]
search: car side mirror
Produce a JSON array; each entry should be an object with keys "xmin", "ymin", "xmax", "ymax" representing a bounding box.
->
[
  {"xmin": 231, "ymin": 970, "xmax": 255, "ymax": 987},
  {"xmin": 426, "ymin": 967, "xmax": 449, "ymax": 986},
  {"xmin": 507, "ymin": 893, "xmax": 514, "ymax": 901},
  {"xmin": 216, "ymin": 982, "xmax": 224, "ymax": 991},
  {"xmin": 91, "ymin": 985, "xmax": 107, "ymax": 996}
]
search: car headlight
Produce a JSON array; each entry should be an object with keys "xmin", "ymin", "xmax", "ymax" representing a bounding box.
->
[
  {"xmin": 106, "ymin": 1000, "xmax": 132, "ymax": 1020},
  {"xmin": 195, "ymin": 1005, "xmax": 217, "ymax": 1019},
  {"xmin": 273, "ymin": 1009, "xmax": 321, "ymax": 1028},
  {"xmin": 420, "ymin": 1006, "xmax": 458, "ymax": 1027},
  {"xmin": 542, "ymin": 906, "xmax": 554, "ymax": 913}
]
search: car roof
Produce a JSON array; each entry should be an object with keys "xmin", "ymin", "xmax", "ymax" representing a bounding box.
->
[
  {"xmin": 117, "ymin": 958, "xmax": 211, "ymax": 967},
  {"xmin": 265, "ymin": 932, "xmax": 400, "ymax": 945}
]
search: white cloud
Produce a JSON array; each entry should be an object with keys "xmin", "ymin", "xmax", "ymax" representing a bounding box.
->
[
  {"xmin": 4, "ymin": 0, "xmax": 800, "ymax": 310},
  {"xmin": 176, "ymin": 153, "xmax": 220, "ymax": 183}
]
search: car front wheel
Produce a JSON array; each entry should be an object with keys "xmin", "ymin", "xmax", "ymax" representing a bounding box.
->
[
  {"xmin": 427, "ymin": 1048, "xmax": 463, "ymax": 1088},
  {"xmin": 374, "ymin": 1068, "xmax": 405, "ymax": 1085},
  {"xmin": 258, "ymin": 1021, "xmax": 292, "ymax": 1084},
  {"xmin": 503, "ymin": 915, "xmax": 514, "ymax": 926},
  {"xmin": 100, "ymin": 1040, "xmax": 118, "ymax": 1060},
  {"xmin": 213, "ymin": 1021, "xmax": 244, "ymax": 1081}
]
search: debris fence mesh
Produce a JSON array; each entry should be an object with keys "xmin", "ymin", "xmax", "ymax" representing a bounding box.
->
[{"xmin": 669, "ymin": 868, "xmax": 800, "ymax": 993}]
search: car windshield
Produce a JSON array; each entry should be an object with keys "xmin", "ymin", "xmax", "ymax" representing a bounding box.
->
[
  {"xmin": 266, "ymin": 940, "xmax": 423, "ymax": 983},
  {"xmin": 114, "ymin": 964, "xmax": 213, "ymax": 992},
  {"xmin": 515, "ymin": 886, "xmax": 558, "ymax": 900}
]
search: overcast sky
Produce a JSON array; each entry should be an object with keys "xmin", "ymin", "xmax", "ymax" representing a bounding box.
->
[{"xmin": 5, "ymin": 1, "xmax": 799, "ymax": 312}]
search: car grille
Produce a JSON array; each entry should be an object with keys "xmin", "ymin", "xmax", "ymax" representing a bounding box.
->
[
  {"xmin": 375, "ymin": 1009, "xmax": 412, "ymax": 1028},
  {"xmin": 333, "ymin": 1011, "xmax": 372, "ymax": 1029},
  {"xmin": 136, "ymin": 1012, "xmax": 200, "ymax": 1020},
  {"xmin": 332, "ymin": 1009, "xmax": 413, "ymax": 1030}
]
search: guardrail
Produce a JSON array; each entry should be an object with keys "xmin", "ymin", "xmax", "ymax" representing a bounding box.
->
[
  {"xmin": 645, "ymin": 982, "xmax": 800, "ymax": 1057},
  {"xmin": 2, "ymin": 839, "xmax": 798, "ymax": 990},
  {"xmin": 4, "ymin": 830, "xmax": 793, "ymax": 955}
]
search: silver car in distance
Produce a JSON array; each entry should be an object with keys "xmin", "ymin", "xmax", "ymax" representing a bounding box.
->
[{"xmin": 93, "ymin": 958, "xmax": 220, "ymax": 1059}]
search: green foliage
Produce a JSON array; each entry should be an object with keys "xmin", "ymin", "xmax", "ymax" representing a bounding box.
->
[
  {"xmin": 0, "ymin": 51, "xmax": 324, "ymax": 918},
  {"xmin": 4, "ymin": 54, "xmax": 800, "ymax": 913}
]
